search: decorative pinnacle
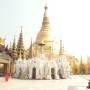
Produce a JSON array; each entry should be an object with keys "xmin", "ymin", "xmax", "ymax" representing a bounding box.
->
[
  {"xmin": 21, "ymin": 26, "xmax": 23, "ymax": 33},
  {"xmin": 44, "ymin": 3, "xmax": 48, "ymax": 18},
  {"xmin": 45, "ymin": 5, "xmax": 48, "ymax": 10},
  {"xmin": 45, "ymin": 0, "xmax": 48, "ymax": 9}
]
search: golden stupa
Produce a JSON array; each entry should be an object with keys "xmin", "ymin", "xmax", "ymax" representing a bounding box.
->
[
  {"xmin": 36, "ymin": 6, "xmax": 53, "ymax": 45},
  {"xmin": 26, "ymin": 5, "xmax": 80, "ymax": 75},
  {"xmin": 29, "ymin": 5, "xmax": 56, "ymax": 59}
]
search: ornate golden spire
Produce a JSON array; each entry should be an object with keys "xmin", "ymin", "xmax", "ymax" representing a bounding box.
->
[
  {"xmin": 42, "ymin": 5, "xmax": 49, "ymax": 26},
  {"xmin": 17, "ymin": 26, "xmax": 25, "ymax": 59},
  {"xmin": 59, "ymin": 40, "xmax": 64, "ymax": 55},
  {"xmin": 36, "ymin": 5, "xmax": 53, "ymax": 44}
]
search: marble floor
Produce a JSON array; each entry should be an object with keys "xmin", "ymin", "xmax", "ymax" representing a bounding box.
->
[{"xmin": 0, "ymin": 75, "xmax": 89, "ymax": 90}]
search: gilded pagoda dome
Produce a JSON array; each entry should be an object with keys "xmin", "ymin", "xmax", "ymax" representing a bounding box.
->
[
  {"xmin": 28, "ymin": 5, "xmax": 56, "ymax": 59},
  {"xmin": 36, "ymin": 6, "xmax": 53, "ymax": 46}
]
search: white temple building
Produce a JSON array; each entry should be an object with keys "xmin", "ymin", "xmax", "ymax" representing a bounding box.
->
[{"xmin": 14, "ymin": 53, "xmax": 71, "ymax": 79}]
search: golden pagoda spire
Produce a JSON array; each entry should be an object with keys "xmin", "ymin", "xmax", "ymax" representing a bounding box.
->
[
  {"xmin": 59, "ymin": 40, "xmax": 64, "ymax": 55},
  {"xmin": 41, "ymin": 4, "xmax": 49, "ymax": 31},
  {"xmin": 34, "ymin": 4, "xmax": 53, "ymax": 59},
  {"xmin": 17, "ymin": 26, "xmax": 25, "ymax": 59},
  {"xmin": 36, "ymin": 4, "xmax": 53, "ymax": 44}
]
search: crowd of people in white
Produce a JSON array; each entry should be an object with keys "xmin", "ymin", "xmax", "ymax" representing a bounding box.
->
[{"xmin": 14, "ymin": 54, "xmax": 71, "ymax": 79}]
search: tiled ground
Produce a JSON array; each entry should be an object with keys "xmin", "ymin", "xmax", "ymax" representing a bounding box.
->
[{"xmin": 0, "ymin": 75, "xmax": 89, "ymax": 90}]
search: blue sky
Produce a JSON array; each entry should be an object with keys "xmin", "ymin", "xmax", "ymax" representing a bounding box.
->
[{"xmin": 0, "ymin": 0, "xmax": 90, "ymax": 61}]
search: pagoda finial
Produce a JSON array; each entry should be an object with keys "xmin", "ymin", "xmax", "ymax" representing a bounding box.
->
[
  {"xmin": 44, "ymin": 2, "xmax": 48, "ymax": 18},
  {"xmin": 40, "ymin": 3, "xmax": 50, "ymax": 31},
  {"xmin": 45, "ymin": 1, "xmax": 48, "ymax": 10},
  {"xmin": 21, "ymin": 26, "xmax": 23, "ymax": 33}
]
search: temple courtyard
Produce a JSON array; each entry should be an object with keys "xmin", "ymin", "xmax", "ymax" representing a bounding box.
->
[{"xmin": 0, "ymin": 75, "xmax": 89, "ymax": 90}]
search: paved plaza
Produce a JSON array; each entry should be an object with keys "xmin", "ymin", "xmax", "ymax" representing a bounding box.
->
[{"xmin": 0, "ymin": 75, "xmax": 90, "ymax": 90}]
